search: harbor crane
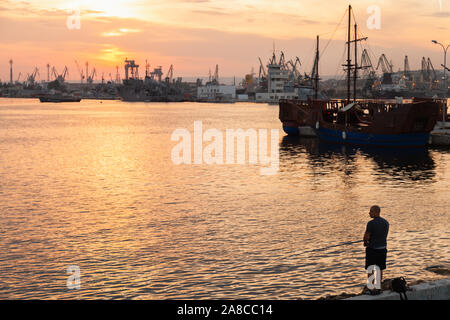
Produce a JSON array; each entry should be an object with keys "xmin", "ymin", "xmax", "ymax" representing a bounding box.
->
[
  {"xmin": 26, "ymin": 67, "xmax": 40, "ymax": 85},
  {"xmin": 74, "ymin": 60, "xmax": 85, "ymax": 83},
  {"xmin": 124, "ymin": 59, "xmax": 139, "ymax": 80},
  {"xmin": 150, "ymin": 66, "xmax": 162, "ymax": 82},
  {"xmin": 360, "ymin": 49, "xmax": 375, "ymax": 76},
  {"xmin": 16, "ymin": 72, "xmax": 22, "ymax": 83},
  {"xmin": 421, "ymin": 57, "xmax": 437, "ymax": 82},
  {"xmin": 360, "ymin": 49, "xmax": 377, "ymax": 94},
  {"xmin": 376, "ymin": 54, "xmax": 393, "ymax": 74},
  {"xmin": 86, "ymin": 68, "xmax": 97, "ymax": 84},
  {"xmin": 376, "ymin": 54, "xmax": 394, "ymax": 85},
  {"xmin": 51, "ymin": 66, "xmax": 69, "ymax": 83},
  {"xmin": 278, "ymin": 51, "xmax": 286, "ymax": 68},
  {"xmin": 258, "ymin": 57, "xmax": 267, "ymax": 78},
  {"xmin": 165, "ymin": 64, "xmax": 173, "ymax": 83},
  {"xmin": 287, "ymin": 57, "xmax": 302, "ymax": 79},
  {"xmin": 269, "ymin": 51, "xmax": 277, "ymax": 65}
]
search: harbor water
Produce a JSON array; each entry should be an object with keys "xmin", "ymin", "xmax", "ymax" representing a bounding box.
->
[{"xmin": 0, "ymin": 98, "xmax": 449, "ymax": 299}]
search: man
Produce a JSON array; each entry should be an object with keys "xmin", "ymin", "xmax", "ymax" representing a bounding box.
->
[{"xmin": 364, "ymin": 205, "xmax": 389, "ymax": 290}]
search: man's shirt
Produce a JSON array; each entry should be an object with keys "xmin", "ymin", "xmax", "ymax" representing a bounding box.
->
[{"xmin": 366, "ymin": 217, "xmax": 389, "ymax": 249}]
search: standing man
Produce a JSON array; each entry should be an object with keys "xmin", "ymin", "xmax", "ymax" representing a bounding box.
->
[{"xmin": 364, "ymin": 205, "xmax": 389, "ymax": 289}]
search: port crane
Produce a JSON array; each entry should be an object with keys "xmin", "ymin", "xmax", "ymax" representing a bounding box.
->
[
  {"xmin": 165, "ymin": 64, "xmax": 173, "ymax": 83},
  {"xmin": 376, "ymin": 54, "xmax": 394, "ymax": 85},
  {"xmin": 287, "ymin": 57, "xmax": 302, "ymax": 79},
  {"xmin": 376, "ymin": 54, "xmax": 393, "ymax": 74},
  {"xmin": 51, "ymin": 66, "xmax": 69, "ymax": 83},
  {"xmin": 421, "ymin": 57, "xmax": 437, "ymax": 82},
  {"xmin": 150, "ymin": 66, "xmax": 162, "ymax": 82},
  {"xmin": 86, "ymin": 68, "xmax": 97, "ymax": 84},
  {"xmin": 278, "ymin": 51, "xmax": 286, "ymax": 69},
  {"xmin": 74, "ymin": 60, "xmax": 85, "ymax": 83},
  {"xmin": 360, "ymin": 49, "xmax": 377, "ymax": 94},
  {"xmin": 360, "ymin": 49, "xmax": 375, "ymax": 77},
  {"xmin": 26, "ymin": 67, "xmax": 40, "ymax": 85},
  {"xmin": 258, "ymin": 57, "xmax": 267, "ymax": 79},
  {"xmin": 124, "ymin": 59, "xmax": 139, "ymax": 80}
]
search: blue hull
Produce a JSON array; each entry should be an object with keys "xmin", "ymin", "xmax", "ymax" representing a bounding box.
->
[
  {"xmin": 317, "ymin": 127, "xmax": 430, "ymax": 147},
  {"xmin": 283, "ymin": 125, "xmax": 300, "ymax": 136}
]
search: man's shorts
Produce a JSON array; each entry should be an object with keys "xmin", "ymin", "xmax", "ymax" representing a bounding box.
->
[{"xmin": 365, "ymin": 247, "xmax": 387, "ymax": 270}]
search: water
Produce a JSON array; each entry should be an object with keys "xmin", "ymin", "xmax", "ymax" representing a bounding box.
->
[{"xmin": 0, "ymin": 98, "xmax": 449, "ymax": 299}]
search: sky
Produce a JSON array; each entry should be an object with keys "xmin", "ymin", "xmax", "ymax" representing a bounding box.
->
[{"xmin": 0, "ymin": 0, "xmax": 449, "ymax": 82}]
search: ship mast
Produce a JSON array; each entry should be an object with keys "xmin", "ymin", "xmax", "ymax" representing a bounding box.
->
[
  {"xmin": 314, "ymin": 35, "xmax": 320, "ymax": 99},
  {"xmin": 344, "ymin": 5, "xmax": 367, "ymax": 102},
  {"xmin": 354, "ymin": 23, "xmax": 358, "ymax": 101},
  {"xmin": 346, "ymin": 6, "xmax": 352, "ymax": 103}
]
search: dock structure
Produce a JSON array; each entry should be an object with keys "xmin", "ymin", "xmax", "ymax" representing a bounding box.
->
[{"xmin": 346, "ymin": 278, "xmax": 450, "ymax": 300}]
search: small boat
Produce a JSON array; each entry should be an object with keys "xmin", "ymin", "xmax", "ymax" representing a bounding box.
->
[
  {"xmin": 39, "ymin": 94, "xmax": 81, "ymax": 103},
  {"xmin": 430, "ymin": 119, "xmax": 450, "ymax": 145},
  {"xmin": 279, "ymin": 98, "xmax": 318, "ymax": 136}
]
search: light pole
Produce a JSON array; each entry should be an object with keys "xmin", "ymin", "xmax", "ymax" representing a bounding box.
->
[{"xmin": 432, "ymin": 40, "xmax": 449, "ymax": 123}]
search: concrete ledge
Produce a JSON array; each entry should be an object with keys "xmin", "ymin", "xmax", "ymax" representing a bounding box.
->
[{"xmin": 346, "ymin": 278, "xmax": 450, "ymax": 300}]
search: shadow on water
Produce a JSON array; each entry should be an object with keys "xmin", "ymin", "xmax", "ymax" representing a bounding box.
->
[{"xmin": 280, "ymin": 136, "xmax": 436, "ymax": 183}]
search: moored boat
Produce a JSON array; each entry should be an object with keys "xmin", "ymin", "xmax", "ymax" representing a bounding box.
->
[
  {"xmin": 314, "ymin": 98, "xmax": 440, "ymax": 147},
  {"xmin": 39, "ymin": 94, "xmax": 81, "ymax": 103},
  {"xmin": 279, "ymin": 98, "xmax": 317, "ymax": 136},
  {"xmin": 278, "ymin": 5, "xmax": 442, "ymax": 147}
]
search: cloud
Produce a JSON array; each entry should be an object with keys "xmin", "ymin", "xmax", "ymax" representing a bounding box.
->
[
  {"xmin": 0, "ymin": 0, "xmax": 449, "ymax": 81},
  {"xmin": 426, "ymin": 11, "xmax": 450, "ymax": 17}
]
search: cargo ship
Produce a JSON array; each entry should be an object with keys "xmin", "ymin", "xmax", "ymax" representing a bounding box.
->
[{"xmin": 279, "ymin": 5, "xmax": 441, "ymax": 147}]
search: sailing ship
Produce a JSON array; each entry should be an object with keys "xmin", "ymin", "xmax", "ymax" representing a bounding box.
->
[{"xmin": 279, "ymin": 5, "xmax": 442, "ymax": 147}]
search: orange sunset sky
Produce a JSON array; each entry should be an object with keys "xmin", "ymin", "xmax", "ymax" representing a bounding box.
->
[{"xmin": 0, "ymin": 0, "xmax": 449, "ymax": 82}]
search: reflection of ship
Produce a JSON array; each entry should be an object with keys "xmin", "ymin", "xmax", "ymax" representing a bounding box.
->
[
  {"xmin": 280, "ymin": 136, "xmax": 436, "ymax": 182},
  {"xmin": 279, "ymin": 5, "xmax": 441, "ymax": 147},
  {"xmin": 117, "ymin": 59, "xmax": 192, "ymax": 102}
]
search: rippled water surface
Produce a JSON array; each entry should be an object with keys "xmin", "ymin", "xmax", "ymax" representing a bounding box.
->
[{"xmin": 0, "ymin": 98, "xmax": 449, "ymax": 299}]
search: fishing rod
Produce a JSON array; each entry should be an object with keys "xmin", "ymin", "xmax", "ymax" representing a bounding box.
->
[{"xmin": 293, "ymin": 239, "xmax": 364, "ymax": 256}]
